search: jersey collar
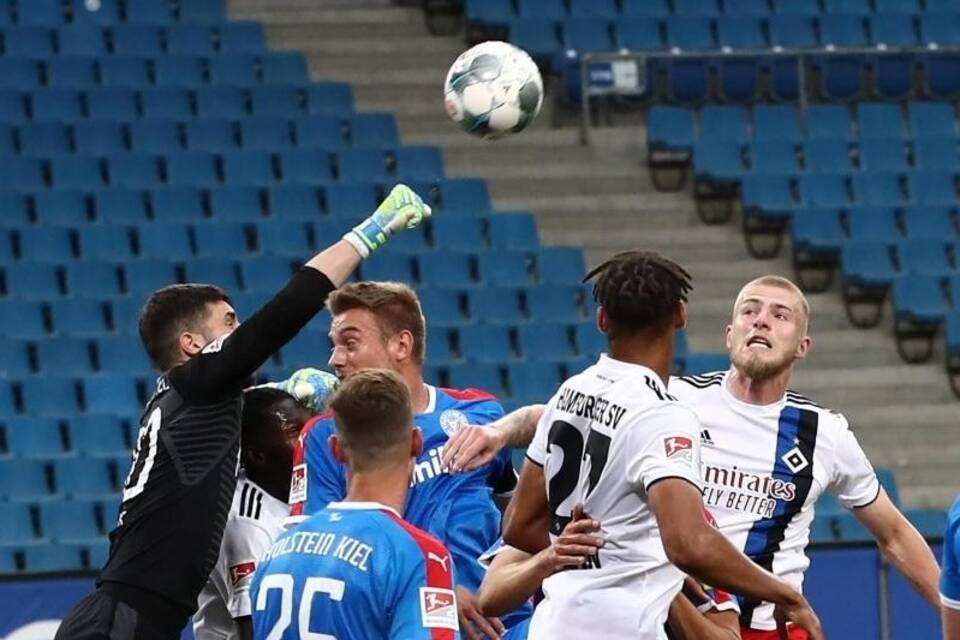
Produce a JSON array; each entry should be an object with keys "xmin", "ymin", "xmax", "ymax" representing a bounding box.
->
[
  {"xmin": 597, "ymin": 353, "xmax": 664, "ymax": 384},
  {"xmin": 326, "ymin": 501, "xmax": 402, "ymax": 518},
  {"xmin": 417, "ymin": 384, "xmax": 437, "ymax": 415},
  {"xmin": 719, "ymin": 369, "xmax": 788, "ymax": 413}
]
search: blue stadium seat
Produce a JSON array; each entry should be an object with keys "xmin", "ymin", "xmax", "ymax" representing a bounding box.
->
[
  {"xmin": 800, "ymin": 174, "xmax": 851, "ymax": 208},
  {"xmin": 431, "ymin": 217, "xmax": 485, "ymax": 253},
  {"xmin": 75, "ymin": 121, "xmax": 127, "ymax": 156},
  {"xmin": 35, "ymin": 337, "xmax": 93, "ymax": 377},
  {"xmin": 50, "ymin": 156, "xmax": 104, "ymax": 190},
  {"xmin": 136, "ymin": 223, "xmax": 192, "ymax": 260},
  {"xmin": 185, "ymin": 118, "xmax": 238, "ymax": 152},
  {"xmin": 4, "ymin": 263, "xmax": 61, "ymax": 299},
  {"xmin": 716, "ymin": 16, "xmax": 767, "ymax": 50},
  {"xmin": 209, "ymin": 186, "xmax": 264, "ymax": 222},
  {"xmin": 31, "ymin": 88, "xmax": 83, "ymax": 121},
  {"xmin": 45, "ymin": 56, "xmax": 97, "ymax": 89},
  {"xmin": 459, "ymin": 325, "xmax": 515, "ymax": 363},
  {"xmin": 21, "ymin": 377, "xmax": 79, "ymax": 417},
  {"xmin": 0, "ymin": 191, "xmax": 29, "ymax": 227},
  {"xmin": 279, "ymin": 149, "xmax": 334, "ymax": 184},
  {"xmin": 621, "ymin": 0, "xmax": 668, "ymax": 16},
  {"xmin": 507, "ymin": 362, "xmax": 563, "ymax": 402},
  {"xmin": 842, "ymin": 240, "xmax": 897, "ymax": 286},
  {"xmin": 537, "ymin": 247, "xmax": 586, "ymax": 284},
  {"xmin": 792, "ymin": 207, "xmax": 845, "ymax": 258},
  {"xmin": 769, "ymin": 15, "xmax": 818, "ymax": 49},
  {"xmin": 17, "ymin": 227, "xmax": 73, "ymax": 262},
  {"xmin": 71, "ymin": 0, "xmax": 119, "ymax": 24},
  {"xmin": 847, "ymin": 206, "xmax": 900, "ymax": 244},
  {"xmin": 898, "ymin": 240, "xmax": 952, "ymax": 277},
  {"xmin": 349, "ymin": 113, "xmax": 398, "ymax": 149},
  {"xmin": 262, "ymin": 52, "xmax": 309, "ymax": 84},
  {"xmin": 825, "ymin": 0, "xmax": 870, "ymax": 12},
  {"xmin": 240, "ymin": 255, "xmax": 294, "ymax": 292},
  {"xmin": 165, "ymin": 151, "xmax": 220, "ymax": 187},
  {"xmin": 417, "ymin": 288, "xmax": 464, "ymax": 327},
  {"xmin": 32, "ymin": 189, "xmax": 87, "ymax": 226},
  {"xmin": 184, "ymin": 258, "xmax": 242, "ymax": 290},
  {"xmin": 124, "ymin": 0, "xmax": 173, "ymax": 24},
  {"xmin": 357, "ymin": 252, "xmax": 413, "ymax": 282},
  {"xmin": 99, "ymin": 56, "xmax": 151, "ymax": 88},
  {"xmin": 908, "ymin": 170, "xmax": 957, "ymax": 206},
  {"xmin": 819, "ymin": 14, "xmax": 868, "ymax": 48},
  {"xmin": 0, "ymin": 58, "xmax": 41, "ymax": 90},
  {"xmin": 63, "ymin": 262, "xmax": 122, "ymax": 298},
  {"xmin": 111, "ymin": 24, "xmax": 163, "ymax": 56},
  {"xmin": 128, "ymin": 120, "xmax": 181, "ymax": 155},
  {"xmin": 92, "ymin": 189, "xmax": 147, "ymax": 225},
  {"xmin": 909, "ymin": 102, "xmax": 956, "ymax": 139},
  {"xmin": 123, "ymin": 260, "xmax": 179, "ymax": 294},
  {"xmin": 40, "ymin": 502, "xmax": 101, "ymax": 542},
  {"xmin": 802, "ymin": 139, "xmax": 853, "ymax": 174},
  {"xmin": 0, "ymin": 502, "xmax": 35, "ymax": 544},
  {"xmin": 466, "ymin": 286, "xmax": 524, "ymax": 325},
  {"xmin": 666, "ymin": 16, "xmax": 716, "ymax": 50},
  {"xmin": 193, "ymin": 221, "xmax": 247, "ymax": 258},
  {"xmin": 18, "ymin": 122, "xmax": 70, "ymax": 157},
  {"xmin": 305, "ymin": 82, "xmax": 354, "ymax": 118},
  {"xmin": 49, "ymin": 299, "xmax": 109, "ymax": 337},
  {"xmin": 140, "ymin": 87, "xmax": 193, "ymax": 120},
  {"xmin": 241, "ymin": 117, "xmax": 292, "ymax": 151},
  {"xmin": 478, "ymin": 251, "xmax": 531, "ymax": 286},
  {"xmin": 646, "ymin": 106, "xmax": 695, "ymax": 153},
  {"xmin": 489, "ymin": 213, "xmax": 539, "ymax": 251},
  {"xmin": 0, "ymin": 458, "xmax": 54, "ymax": 501},
  {"xmin": 694, "ymin": 140, "xmax": 746, "ymax": 183},
  {"xmin": 86, "ymin": 539, "xmax": 110, "ymax": 570},
  {"xmin": 19, "ymin": 0, "xmax": 64, "ymax": 25},
  {"xmin": 108, "ymin": 297, "xmax": 143, "ymax": 334},
  {"xmin": 23, "ymin": 544, "xmax": 85, "ymax": 572},
  {"xmin": 425, "ymin": 328, "xmax": 455, "ymax": 364},
  {"xmin": 892, "ymin": 274, "xmax": 948, "ymax": 324},
  {"xmin": 819, "ymin": 57, "xmax": 865, "ymax": 103},
  {"xmin": 466, "ymin": 0, "xmax": 515, "ymax": 31},
  {"xmin": 95, "ymin": 333, "xmax": 152, "ymax": 376},
  {"xmin": 179, "ymin": 0, "xmax": 226, "ymax": 23},
  {"xmin": 256, "ymin": 221, "xmax": 312, "ymax": 257},
  {"xmin": 417, "ymin": 252, "xmax": 474, "ymax": 288},
  {"xmin": 267, "ymin": 185, "xmax": 322, "ymax": 221},
  {"xmin": 674, "ymin": 0, "xmax": 719, "ymax": 15},
  {"xmin": 509, "ymin": 18, "xmax": 560, "ymax": 63},
  {"xmin": 561, "ymin": 18, "xmax": 613, "ymax": 53},
  {"xmin": 903, "ymin": 508, "xmax": 947, "ymax": 539},
  {"xmin": 920, "ymin": 15, "xmax": 960, "ymax": 49},
  {"xmin": 83, "ymin": 374, "xmax": 141, "ymax": 415},
  {"xmin": 4, "ymin": 417, "xmax": 66, "ymax": 459},
  {"xmin": 447, "ymin": 362, "xmax": 505, "ymax": 397},
  {"xmin": 0, "ymin": 379, "xmax": 15, "ymax": 417},
  {"xmin": 440, "ymin": 178, "xmax": 492, "ymax": 216},
  {"xmin": 667, "ymin": 60, "xmax": 710, "ymax": 104},
  {"xmin": 5, "ymin": 26, "xmax": 55, "ymax": 56},
  {"xmin": 53, "ymin": 457, "xmax": 115, "ymax": 499},
  {"xmin": 209, "ymin": 54, "xmax": 258, "ymax": 87},
  {"xmin": 249, "ymin": 85, "xmax": 302, "ymax": 119},
  {"xmin": 517, "ymin": 0, "xmax": 566, "ymax": 19},
  {"xmin": 293, "ymin": 116, "xmax": 345, "ymax": 151},
  {"xmin": 107, "ymin": 154, "xmax": 163, "ymax": 189},
  {"xmin": 0, "ymin": 300, "xmax": 47, "ymax": 340},
  {"xmin": 724, "ymin": 0, "xmax": 769, "ymax": 13},
  {"xmin": 167, "ymin": 24, "xmax": 214, "ymax": 55},
  {"xmin": 869, "ymin": 14, "xmax": 918, "ymax": 48},
  {"xmin": 276, "ymin": 328, "xmax": 329, "ymax": 369},
  {"xmin": 0, "ymin": 121, "xmax": 14, "ymax": 155},
  {"xmin": 859, "ymin": 139, "xmax": 907, "ymax": 173},
  {"xmin": 926, "ymin": 57, "xmax": 960, "ymax": 103},
  {"xmin": 569, "ymin": 0, "xmax": 616, "ymax": 18},
  {"xmin": 772, "ymin": 0, "xmax": 818, "ymax": 13},
  {"xmin": 613, "ymin": 17, "xmax": 662, "ymax": 51},
  {"xmin": 875, "ymin": 0, "xmax": 919, "ymax": 11},
  {"xmin": 516, "ymin": 323, "xmax": 574, "ymax": 361},
  {"xmin": 699, "ymin": 105, "xmax": 748, "ymax": 143},
  {"xmin": 749, "ymin": 141, "xmax": 798, "ymax": 176},
  {"xmin": 395, "ymin": 146, "xmax": 444, "ymax": 182},
  {"xmin": 857, "ymin": 103, "xmax": 906, "ymax": 140},
  {"xmin": 150, "ymin": 187, "xmax": 205, "ymax": 223},
  {"xmin": 324, "ymin": 183, "xmax": 378, "ymax": 217},
  {"xmin": 220, "ymin": 21, "xmax": 266, "ymax": 52},
  {"xmin": 154, "ymin": 55, "xmax": 205, "ymax": 88},
  {"xmin": 903, "ymin": 206, "xmax": 956, "ymax": 240},
  {"xmin": 853, "ymin": 172, "xmax": 905, "ymax": 207},
  {"xmin": 0, "ymin": 338, "xmax": 30, "ymax": 376},
  {"xmin": 196, "ymin": 86, "xmax": 247, "ymax": 119}
]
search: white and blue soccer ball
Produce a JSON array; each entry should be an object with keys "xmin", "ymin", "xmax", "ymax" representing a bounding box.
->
[{"xmin": 443, "ymin": 41, "xmax": 543, "ymax": 140}]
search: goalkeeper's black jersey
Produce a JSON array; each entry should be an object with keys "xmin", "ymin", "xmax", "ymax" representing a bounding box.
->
[{"xmin": 97, "ymin": 267, "xmax": 336, "ymax": 631}]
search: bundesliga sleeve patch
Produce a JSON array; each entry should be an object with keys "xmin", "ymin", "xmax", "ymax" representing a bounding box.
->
[
  {"xmin": 663, "ymin": 436, "xmax": 694, "ymax": 463},
  {"xmin": 419, "ymin": 587, "xmax": 459, "ymax": 630},
  {"xmin": 229, "ymin": 561, "xmax": 256, "ymax": 586},
  {"xmin": 289, "ymin": 463, "xmax": 307, "ymax": 504}
]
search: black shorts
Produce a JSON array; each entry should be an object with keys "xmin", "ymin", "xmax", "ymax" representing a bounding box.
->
[{"xmin": 54, "ymin": 590, "xmax": 179, "ymax": 640}]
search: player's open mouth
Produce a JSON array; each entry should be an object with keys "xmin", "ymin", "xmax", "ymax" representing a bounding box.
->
[{"xmin": 746, "ymin": 336, "xmax": 772, "ymax": 349}]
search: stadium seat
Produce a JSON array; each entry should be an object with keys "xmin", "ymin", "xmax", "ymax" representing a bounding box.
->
[
  {"xmin": 0, "ymin": 157, "xmax": 44, "ymax": 190},
  {"xmin": 509, "ymin": 19, "xmax": 560, "ymax": 64},
  {"xmin": 859, "ymin": 139, "xmax": 907, "ymax": 173},
  {"xmin": 0, "ymin": 379, "xmax": 15, "ymax": 417},
  {"xmin": 439, "ymin": 179, "xmax": 493, "ymax": 217},
  {"xmin": 45, "ymin": 56, "xmax": 97, "ymax": 89},
  {"xmin": 209, "ymin": 186, "xmax": 265, "ymax": 222},
  {"xmin": 184, "ymin": 258, "xmax": 242, "ymax": 291},
  {"xmin": 569, "ymin": 0, "xmax": 616, "ymax": 18},
  {"xmin": 467, "ymin": 287, "xmax": 525, "ymax": 325},
  {"xmin": 240, "ymin": 255, "xmax": 295, "ymax": 292},
  {"xmin": 699, "ymin": 106, "xmax": 749, "ymax": 144},
  {"xmin": 348, "ymin": 113, "xmax": 398, "ymax": 149},
  {"xmin": 241, "ymin": 117, "xmax": 293, "ymax": 151},
  {"xmin": 256, "ymin": 221, "xmax": 312, "ymax": 257},
  {"xmin": 750, "ymin": 141, "xmax": 799, "ymax": 176},
  {"xmin": 909, "ymin": 102, "xmax": 956, "ymax": 139},
  {"xmin": 666, "ymin": 16, "xmax": 716, "ymax": 51},
  {"xmin": 417, "ymin": 252, "xmax": 474, "ymax": 288},
  {"xmin": 0, "ymin": 458, "xmax": 55, "ymax": 501},
  {"xmin": 647, "ymin": 106, "xmax": 696, "ymax": 153},
  {"xmin": 425, "ymin": 329, "xmax": 455, "ymax": 365},
  {"xmin": 395, "ymin": 146, "xmax": 444, "ymax": 182},
  {"xmin": 107, "ymin": 154, "xmax": 163, "ymax": 189},
  {"xmin": 802, "ymin": 140, "xmax": 853, "ymax": 174},
  {"xmin": 279, "ymin": 149, "xmax": 335, "ymax": 184},
  {"xmin": 154, "ymin": 55, "xmax": 206, "ymax": 88},
  {"xmin": 17, "ymin": 226, "xmax": 74, "ymax": 262},
  {"xmin": 125, "ymin": 0, "xmax": 172, "ymax": 24},
  {"xmin": 325, "ymin": 183, "xmax": 379, "ymax": 217},
  {"xmin": 123, "ymin": 260, "xmax": 179, "ymax": 295},
  {"xmin": 613, "ymin": 17, "xmax": 662, "ymax": 51},
  {"xmin": 753, "ymin": 105, "xmax": 802, "ymax": 143},
  {"xmin": 516, "ymin": 324, "xmax": 573, "ymax": 362},
  {"xmin": 478, "ymin": 251, "xmax": 531, "ymax": 287},
  {"xmin": 63, "ymin": 262, "xmax": 123, "ymax": 298},
  {"xmin": 447, "ymin": 362, "xmax": 506, "ymax": 397},
  {"xmin": 136, "ymin": 223, "xmax": 192, "ymax": 260},
  {"xmin": 151, "ymin": 187, "xmax": 206, "ymax": 223},
  {"xmin": 893, "ymin": 274, "xmax": 948, "ymax": 329},
  {"xmin": 459, "ymin": 325, "xmax": 515, "ymax": 363},
  {"xmin": 0, "ymin": 340, "xmax": 31, "ymax": 377},
  {"xmin": 418, "ymin": 288, "xmax": 465, "ymax": 327},
  {"xmin": 0, "ymin": 502, "xmax": 36, "ymax": 544},
  {"xmin": 716, "ymin": 16, "xmax": 767, "ymax": 50},
  {"xmin": 847, "ymin": 207, "xmax": 900, "ymax": 244},
  {"xmin": 49, "ymin": 299, "xmax": 109, "ymax": 337},
  {"xmin": 799, "ymin": 174, "xmax": 851, "ymax": 208},
  {"xmin": 128, "ymin": 121, "xmax": 181, "ymax": 155},
  {"xmin": 111, "ymin": 24, "xmax": 163, "ymax": 56},
  {"xmin": 39, "ymin": 502, "xmax": 101, "ymax": 543},
  {"xmin": 693, "ymin": 140, "xmax": 746, "ymax": 183},
  {"xmin": 537, "ymin": 247, "xmax": 586, "ymax": 284},
  {"xmin": 179, "ymin": 0, "xmax": 226, "ymax": 23},
  {"xmin": 35, "ymin": 337, "xmax": 94, "ymax": 377},
  {"xmin": 75, "ymin": 121, "xmax": 127, "ymax": 156},
  {"xmin": 898, "ymin": 240, "xmax": 952, "ymax": 277},
  {"xmin": 430, "ymin": 217, "xmax": 484, "ymax": 253},
  {"xmin": 842, "ymin": 241, "xmax": 897, "ymax": 285},
  {"xmin": 167, "ymin": 24, "xmax": 214, "ymax": 55},
  {"xmin": 165, "ymin": 152, "xmax": 220, "ymax": 187},
  {"xmin": 262, "ymin": 52, "xmax": 310, "ymax": 84},
  {"xmin": 23, "ymin": 544, "xmax": 85, "ymax": 572},
  {"xmin": 71, "ymin": 0, "xmax": 119, "ymax": 24},
  {"xmin": 903, "ymin": 207, "xmax": 956, "ymax": 240},
  {"xmin": 109, "ymin": 297, "xmax": 143, "ymax": 334},
  {"xmin": 94, "ymin": 188, "xmax": 147, "ymax": 226},
  {"xmin": 209, "ymin": 54, "xmax": 258, "ymax": 86},
  {"xmin": 52, "ymin": 457, "xmax": 115, "ymax": 499},
  {"xmin": 196, "ymin": 86, "xmax": 247, "ymax": 119},
  {"xmin": 908, "ymin": 170, "xmax": 957, "ymax": 206},
  {"xmin": 185, "ymin": 119, "xmax": 238, "ymax": 153},
  {"xmin": 857, "ymin": 103, "xmax": 906, "ymax": 140},
  {"xmin": 140, "ymin": 87, "xmax": 193, "ymax": 120},
  {"xmin": 853, "ymin": 173, "xmax": 905, "ymax": 207},
  {"xmin": 0, "ymin": 58, "xmax": 41, "ymax": 90},
  {"xmin": 277, "ymin": 328, "xmax": 330, "ymax": 369},
  {"xmin": 194, "ymin": 222, "xmax": 249, "ymax": 258},
  {"xmin": 667, "ymin": 60, "xmax": 710, "ymax": 105},
  {"xmin": 4, "ymin": 263, "xmax": 61, "ymax": 299},
  {"xmin": 18, "ymin": 121, "xmax": 71, "ymax": 158},
  {"xmin": 30, "ymin": 89, "xmax": 82, "ymax": 122},
  {"xmin": 0, "ymin": 299, "xmax": 46, "ymax": 339},
  {"xmin": 5, "ymin": 26, "xmax": 54, "ymax": 57},
  {"xmin": 920, "ymin": 16, "xmax": 960, "ymax": 49},
  {"xmin": 220, "ymin": 21, "xmax": 267, "ymax": 52},
  {"xmin": 21, "ymin": 375, "xmax": 81, "ymax": 418},
  {"xmin": 4, "ymin": 417, "xmax": 66, "ymax": 459},
  {"xmin": 561, "ymin": 18, "xmax": 613, "ymax": 53},
  {"xmin": 222, "ymin": 151, "xmax": 276, "ymax": 186},
  {"xmin": 489, "ymin": 213, "xmax": 539, "ymax": 251},
  {"xmin": 805, "ymin": 104, "xmax": 853, "ymax": 141},
  {"xmin": 267, "ymin": 185, "xmax": 322, "ymax": 221},
  {"xmin": 51, "ymin": 156, "xmax": 105, "ymax": 190},
  {"xmin": 305, "ymin": 82, "xmax": 354, "ymax": 118},
  {"xmin": 524, "ymin": 284, "xmax": 582, "ymax": 324},
  {"xmin": 507, "ymin": 362, "xmax": 563, "ymax": 402},
  {"xmin": 99, "ymin": 57, "xmax": 151, "ymax": 88},
  {"xmin": 820, "ymin": 14, "xmax": 868, "ymax": 48},
  {"xmin": 83, "ymin": 375, "xmax": 141, "ymax": 416},
  {"xmin": 293, "ymin": 116, "xmax": 345, "ymax": 150},
  {"xmin": 769, "ymin": 15, "xmax": 818, "ymax": 49}
]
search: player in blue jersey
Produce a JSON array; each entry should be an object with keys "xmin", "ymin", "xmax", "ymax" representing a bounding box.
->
[
  {"xmin": 286, "ymin": 281, "xmax": 514, "ymax": 640},
  {"xmin": 942, "ymin": 496, "xmax": 960, "ymax": 639},
  {"xmin": 251, "ymin": 369, "xmax": 459, "ymax": 640}
]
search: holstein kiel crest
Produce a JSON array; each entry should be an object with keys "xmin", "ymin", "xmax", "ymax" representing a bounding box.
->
[{"xmin": 439, "ymin": 410, "xmax": 468, "ymax": 437}]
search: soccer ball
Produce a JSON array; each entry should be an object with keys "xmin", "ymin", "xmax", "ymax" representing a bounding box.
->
[{"xmin": 443, "ymin": 41, "xmax": 543, "ymax": 140}]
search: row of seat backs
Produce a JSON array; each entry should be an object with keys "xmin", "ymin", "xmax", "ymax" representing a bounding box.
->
[
  {"xmin": 0, "ymin": 21, "xmax": 265, "ymax": 57},
  {"xmin": 650, "ymin": 102, "xmax": 958, "ymax": 151},
  {"xmin": 741, "ymin": 171, "xmax": 960, "ymax": 209},
  {"xmin": 0, "ymin": 51, "xmax": 310, "ymax": 90},
  {"xmin": 0, "ymin": 0, "xmax": 225, "ymax": 26},
  {"xmin": 840, "ymin": 240, "xmax": 960, "ymax": 283},
  {"xmin": 0, "ymin": 84, "xmax": 356, "ymax": 122},
  {"xmin": 0, "ymin": 541, "xmax": 107, "ymax": 573}
]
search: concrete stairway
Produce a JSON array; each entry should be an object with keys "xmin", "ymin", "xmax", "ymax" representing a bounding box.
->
[{"xmin": 229, "ymin": 0, "xmax": 958, "ymax": 508}]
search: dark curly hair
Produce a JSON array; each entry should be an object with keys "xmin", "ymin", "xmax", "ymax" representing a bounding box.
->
[{"xmin": 583, "ymin": 250, "xmax": 692, "ymax": 338}]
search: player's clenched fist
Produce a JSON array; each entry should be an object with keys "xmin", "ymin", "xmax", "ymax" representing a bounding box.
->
[
  {"xmin": 774, "ymin": 594, "xmax": 825, "ymax": 640},
  {"xmin": 255, "ymin": 367, "xmax": 339, "ymax": 413},
  {"xmin": 541, "ymin": 503, "xmax": 605, "ymax": 573},
  {"xmin": 343, "ymin": 184, "xmax": 432, "ymax": 258}
]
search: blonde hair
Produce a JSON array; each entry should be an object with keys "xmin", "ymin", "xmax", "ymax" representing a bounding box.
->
[
  {"xmin": 734, "ymin": 276, "xmax": 810, "ymax": 333},
  {"xmin": 328, "ymin": 281, "xmax": 426, "ymax": 363}
]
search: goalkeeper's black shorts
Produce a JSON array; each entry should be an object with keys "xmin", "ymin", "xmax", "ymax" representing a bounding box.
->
[{"xmin": 54, "ymin": 588, "xmax": 181, "ymax": 640}]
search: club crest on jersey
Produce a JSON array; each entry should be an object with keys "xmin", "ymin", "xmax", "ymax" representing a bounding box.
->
[
  {"xmin": 439, "ymin": 410, "xmax": 468, "ymax": 437},
  {"xmin": 781, "ymin": 446, "xmax": 810, "ymax": 474},
  {"xmin": 664, "ymin": 436, "xmax": 694, "ymax": 463},
  {"xmin": 289, "ymin": 464, "xmax": 307, "ymax": 504},
  {"xmin": 230, "ymin": 561, "xmax": 256, "ymax": 586},
  {"xmin": 419, "ymin": 587, "xmax": 459, "ymax": 630}
]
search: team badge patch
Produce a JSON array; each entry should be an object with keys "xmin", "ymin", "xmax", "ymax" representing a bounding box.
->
[
  {"xmin": 439, "ymin": 410, "xmax": 468, "ymax": 437},
  {"xmin": 229, "ymin": 561, "xmax": 256, "ymax": 586},
  {"xmin": 289, "ymin": 464, "xmax": 307, "ymax": 504},
  {"xmin": 781, "ymin": 446, "xmax": 810, "ymax": 473},
  {"xmin": 664, "ymin": 436, "xmax": 694, "ymax": 463},
  {"xmin": 419, "ymin": 587, "xmax": 459, "ymax": 630}
]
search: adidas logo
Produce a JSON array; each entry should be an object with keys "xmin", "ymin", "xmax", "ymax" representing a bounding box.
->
[{"xmin": 700, "ymin": 429, "xmax": 715, "ymax": 447}]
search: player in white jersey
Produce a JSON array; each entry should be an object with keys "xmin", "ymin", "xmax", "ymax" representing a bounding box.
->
[
  {"xmin": 194, "ymin": 387, "xmax": 315, "ymax": 640},
  {"xmin": 501, "ymin": 251, "xmax": 822, "ymax": 640},
  {"xmin": 446, "ymin": 274, "xmax": 941, "ymax": 640}
]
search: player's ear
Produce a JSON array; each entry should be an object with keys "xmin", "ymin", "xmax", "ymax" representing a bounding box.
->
[
  {"xmin": 328, "ymin": 434, "xmax": 347, "ymax": 464},
  {"xmin": 390, "ymin": 329, "xmax": 414, "ymax": 363},
  {"xmin": 724, "ymin": 323, "xmax": 733, "ymax": 351},
  {"xmin": 674, "ymin": 302, "xmax": 687, "ymax": 330},
  {"xmin": 410, "ymin": 426, "xmax": 423, "ymax": 458},
  {"xmin": 596, "ymin": 307, "xmax": 608, "ymax": 335},
  {"xmin": 178, "ymin": 330, "xmax": 204, "ymax": 358},
  {"xmin": 794, "ymin": 334, "xmax": 813, "ymax": 361}
]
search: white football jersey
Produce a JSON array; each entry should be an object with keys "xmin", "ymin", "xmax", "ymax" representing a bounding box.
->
[
  {"xmin": 193, "ymin": 472, "xmax": 288, "ymax": 639},
  {"xmin": 526, "ymin": 355, "xmax": 703, "ymax": 640},
  {"xmin": 670, "ymin": 370, "xmax": 880, "ymax": 631}
]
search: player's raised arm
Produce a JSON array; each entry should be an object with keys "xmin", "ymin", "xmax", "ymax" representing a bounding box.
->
[{"xmin": 166, "ymin": 185, "xmax": 430, "ymax": 401}]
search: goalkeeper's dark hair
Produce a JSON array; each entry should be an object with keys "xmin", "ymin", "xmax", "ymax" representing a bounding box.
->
[
  {"xmin": 139, "ymin": 283, "xmax": 230, "ymax": 371},
  {"xmin": 583, "ymin": 250, "xmax": 692, "ymax": 337}
]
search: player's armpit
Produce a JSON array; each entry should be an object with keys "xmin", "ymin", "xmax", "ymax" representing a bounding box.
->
[{"xmin": 502, "ymin": 459, "xmax": 550, "ymax": 555}]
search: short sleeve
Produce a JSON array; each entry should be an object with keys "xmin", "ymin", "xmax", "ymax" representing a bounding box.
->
[
  {"xmin": 524, "ymin": 404, "xmax": 554, "ymax": 466},
  {"xmin": 301, "ymin": 421, "xmax": 347, "ymax": 516},
  {"xmin": 222, "ymin": 518, "xmax": 277, "ymax": 618},
  {"xmin": 622, "ymin": 403, "xmax": 702, "ymax": 492},
  {"xmin": 940, "ymin": 501, "xmax": 960, "ymax": 609},
  {"xmin": 827, "ymin": 419, "xmax": 880, "ymax": 509},
  {"xmin": 387, "ymin": 538, "xmax": 459, "ymax": 639}
]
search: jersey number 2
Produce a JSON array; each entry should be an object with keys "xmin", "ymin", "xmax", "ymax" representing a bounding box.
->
[
  {"xmin": 546, "ymin": 420, "xmax": 611, "ymax": 535},
  {"xmin": 122, "ymin": 407, "xmax": 161, "ymax": 503},
  {"xmin": 256, "ymin": 574, "xmax": 346, "ymax": 640}
]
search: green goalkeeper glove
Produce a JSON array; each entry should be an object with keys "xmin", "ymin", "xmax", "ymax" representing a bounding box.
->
[
  {"xmin": 255, "ymin": 368, "xmax": 339, "ymax": 414},
  {"xmin": 343, "ymin": 184, "xmax": 432, "ymax": 259}
]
